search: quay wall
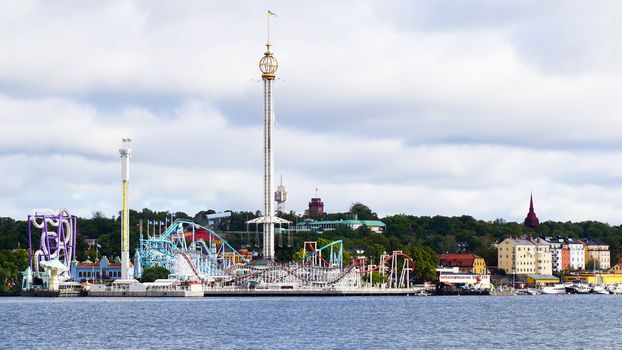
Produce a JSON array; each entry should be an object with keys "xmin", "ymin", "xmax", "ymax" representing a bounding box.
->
[{"xmin": 203, "ymin": 288, "xmax": 428, "ymax": 297}]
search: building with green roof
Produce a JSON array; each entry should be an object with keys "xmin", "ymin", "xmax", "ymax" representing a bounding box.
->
[{"xmin": 296, "ymin": 219, "xmax": 385, "ymax": 233}]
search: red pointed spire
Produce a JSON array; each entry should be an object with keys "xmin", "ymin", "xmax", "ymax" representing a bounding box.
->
[{"xmin": 524, "ymin": 193, "xmax": 539, "ymax": 231}]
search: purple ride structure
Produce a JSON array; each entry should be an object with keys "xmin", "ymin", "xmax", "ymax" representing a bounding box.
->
[{"xmin": 23, "ymin": 209, "xmax": 78, "ymax": 291}]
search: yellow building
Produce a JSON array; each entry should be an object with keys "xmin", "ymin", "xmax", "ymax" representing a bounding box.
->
[
  {"xmin": 581, "ymin": 238, "xmax": 610, "ymax": 270},
  {"xmin": 563, "ymin": 273, "xmax": 622, "ymax": 285},
  {"xmin": 497, "ymin": 237, "xmax": 552, "ymax": 275},
  {"xmin": 472, "ymin": 256, "xmax": 488, "ymax": 275},
  {"xmin": 527, "ymin": 274, "xmax": 560, "ymax": 286}
]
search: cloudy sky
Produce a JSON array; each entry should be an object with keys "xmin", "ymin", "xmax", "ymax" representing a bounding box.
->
[{"xmin": 2, "ymin": 0, "xmax": 622, "ymax": 223}]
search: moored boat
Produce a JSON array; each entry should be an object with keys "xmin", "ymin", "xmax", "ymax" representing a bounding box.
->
[
  {"xmin": 607, "ymin": 284, "xmax": 622, "ymax": 294},
  {"xmin": 540, "ymin": 284, "xmax": 567, "ymax": 294},
  {"xmin": 565, "ymin": 282, "xmax": 591, "ymax": 294},
  {"xmin": 590, "ymin": 285, "xmax": 609, "ymax": 294},
  {"xmin": 516, "ymin": 289, "xmax": 539, "ymax": 295}
]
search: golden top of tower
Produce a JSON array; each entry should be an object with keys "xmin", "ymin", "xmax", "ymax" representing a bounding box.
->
[{"xmin": 259, "ymin": 43, "xmax": 278, "ymax": 80}]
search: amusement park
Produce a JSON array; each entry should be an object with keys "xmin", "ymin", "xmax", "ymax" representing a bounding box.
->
[
  {"xmin": 20, "ymin": 207, "xmax": 426, "ymax": 296},
  {"xmin": 16, "ymin": 19, "xmax": 430, "ymax": 298}
]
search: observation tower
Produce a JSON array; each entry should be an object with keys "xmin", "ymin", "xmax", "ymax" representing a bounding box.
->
[
  {"xmin": 246, "ymin": 13, "xmax": 290, "ymax": 260},
  {"xmin": 275, "ymin": 176, "xmax": 287, "ymax": 213},
  {"xmin": 119, "ymin": 138, "xmax": 132, "ymax": 279}
]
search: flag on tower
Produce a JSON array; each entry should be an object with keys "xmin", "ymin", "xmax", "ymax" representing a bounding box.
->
[{"xmin": 268, "ymin": 10, "xmax": 278, "ymax": 17}]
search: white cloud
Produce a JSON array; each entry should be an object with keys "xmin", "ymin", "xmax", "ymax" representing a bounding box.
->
[{"xmin": 1, "ymin": 1, "xmax": 622, "ymax": 223}]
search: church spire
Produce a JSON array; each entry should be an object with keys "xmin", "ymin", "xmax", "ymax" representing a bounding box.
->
[{"xmin": 524, "ymin": 193, "xmax": 539, "ymax": 231}]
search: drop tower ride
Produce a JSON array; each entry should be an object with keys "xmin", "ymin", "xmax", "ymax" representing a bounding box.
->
[
  {"xmin": 119, "ymin": 138, "xmax": 132, "ymax": 279},
  {"xmin": 259, "ymin": 28, "xmax": 278, "ymax": 260},
  {"xmin": 247, "ymin": 13, "xmax": 290, "ymax": 261}
]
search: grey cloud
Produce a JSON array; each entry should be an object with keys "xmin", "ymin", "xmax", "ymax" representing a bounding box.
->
[{"xmin": 2, "ymin": 1, "xmax": 622, "ymax": 223}]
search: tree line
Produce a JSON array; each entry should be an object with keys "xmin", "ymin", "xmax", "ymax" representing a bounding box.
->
[{"xmin": 1, "ymin": 203, "xmax": 622, "ymax": 288}]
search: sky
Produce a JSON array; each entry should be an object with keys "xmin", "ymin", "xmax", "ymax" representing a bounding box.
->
[{"xmin": 2, "ymin": 0, "xmax": 622, "ymax": 223}]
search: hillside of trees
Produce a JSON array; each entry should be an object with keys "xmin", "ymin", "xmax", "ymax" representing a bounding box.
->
[{"xmin": 1, "ymin": 203, "xmax": 621, "ymax": 284}]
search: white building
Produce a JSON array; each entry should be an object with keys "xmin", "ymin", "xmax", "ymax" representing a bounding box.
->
[
  {"xmin": 533, "ymin": 240, "xmax": 553, "ymax": 276},
  {"xmin": 564, "ymin": 238, "xmax": 585, "ymax": 271},
  {"xmin": 536, "ymin": 237, "xmax": 563, "ymax": 272},
  {"xmin": 295, "ymin": 219, "xmax": 386, "ymax": 234}
]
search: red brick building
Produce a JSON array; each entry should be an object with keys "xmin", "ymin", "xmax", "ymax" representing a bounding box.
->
[{"xmin": 308, "ymin": 197, "xmax": 324, "ymax": 218}]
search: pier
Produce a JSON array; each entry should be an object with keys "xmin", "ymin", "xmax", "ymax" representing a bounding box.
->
[{"xmin": 202, "ymin": 287, "xmax": 429, "ymax": 297}]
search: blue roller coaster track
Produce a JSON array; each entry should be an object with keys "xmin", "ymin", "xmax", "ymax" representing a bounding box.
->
[{"xmin": 135, "ymin": 219, "xmax": 249, "ymax": 281}]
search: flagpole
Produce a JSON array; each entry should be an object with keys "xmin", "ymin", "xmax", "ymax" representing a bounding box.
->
[{"xmin": 267, "ymin": 11, "xmax": 270, "ymax": 45}]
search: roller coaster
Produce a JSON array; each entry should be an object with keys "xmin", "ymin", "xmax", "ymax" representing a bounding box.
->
[
  {"xmin": 136, "ymin": 219, "xmax": 416, "ymax": 289},
  {"xmin": 358, "ymin": 251, "xmax": 415, "ymax": 289},
  {"xmin": 136, "ymin": 219, "xmax": 248, "ymax": 282}
]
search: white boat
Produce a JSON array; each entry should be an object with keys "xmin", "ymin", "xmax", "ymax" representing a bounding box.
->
[
  {"xmin": 565, "ymin": 282, "xmax": 591, "ymax": 294},
  {"xmin": 607, "ymin": 284, "xmax": 622, "ymax": 294},
  {"xmin": 516, "ymin": 288, "xmax": 539, "ymax": 295},
  {"xmin": 540, "ymin": 284, "xmax": 567, "ymax": 294},
  {"xmin": 591, "ymin": 285, "xmax": 609, "ymax": 294}
]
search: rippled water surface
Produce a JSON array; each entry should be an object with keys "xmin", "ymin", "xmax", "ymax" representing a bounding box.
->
[{"xmin": 1, "ymin": 295, "xmax": 621, "ymax": 349}]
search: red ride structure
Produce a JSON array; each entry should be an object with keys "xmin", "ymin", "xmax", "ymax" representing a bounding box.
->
[{"xmin": 358, "ymin": 251, "xmax": 415, "ymax": 289}]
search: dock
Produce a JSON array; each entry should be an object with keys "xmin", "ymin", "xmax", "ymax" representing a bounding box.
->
[
  {"xmin": 203, "ymin": 287, "xmax": 430, "ymax": 297},
  {"xmin": 87, "ymin": 279, "xmax": 203, "ymax": 297}
]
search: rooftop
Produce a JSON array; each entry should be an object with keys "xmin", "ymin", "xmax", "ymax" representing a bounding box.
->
[
  {"xmin": 438, "ymin": 253, "xmax": 483, "ymax": 268},
  {"xmin": 296, "ymin": 219, "xmax": 385, "ymax": 227},
  {"xmin": 580, "ymin": 237, "xmax": 607, "ymax": 246},
  {"xmin": 500, "ymin": 237, "xmax": 536, "ymax": 245},
  {"xmin": 527, "ymin": 274, "xmax": 559, "ymax": 281}
]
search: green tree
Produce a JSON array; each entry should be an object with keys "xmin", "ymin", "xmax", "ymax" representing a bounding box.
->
[
  {"xmin": 369, "ymin": 271, "xmax": 387, "ymax": 286},
  {"xmin": 350, "ymin": 203, "xmax": 378, "ymax": 220},
  {"xmin": 365, "ymin": 243, "xmax": 386, "ymax": 263},
  {"xmin": 411, "ymin": 246, "xmax": 438, "ymax": 282},
  {"xmin": 0, "ymin": 249, "xmax": 30, "ymax": 292},
  {"xmin": 383, "ymin": 215, "xmax": 413, "ymax": 238},
  {"xmin": 141, "ymin": 266, "xmax": 170, "ymax": 282},
  {"xmin": 292, "ymin": 248, "xmax": 306, "ymax": 261}
]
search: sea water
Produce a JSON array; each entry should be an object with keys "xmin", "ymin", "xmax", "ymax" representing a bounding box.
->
[{"xmin": 1, "ymin": 295, "xmax": 620, "ymax": 349}]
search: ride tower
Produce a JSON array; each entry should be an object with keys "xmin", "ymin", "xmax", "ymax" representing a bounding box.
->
[
  {"xmin": 119, "ymin": 138, "xmax": 132, "ymax": 279},
  {"xmin": 261, "ymin": 40, "xmax": 277, "ymax": 260},
  {"xmin": 247, "ymin": 12, "xmax": 290, "ymax": 261}
]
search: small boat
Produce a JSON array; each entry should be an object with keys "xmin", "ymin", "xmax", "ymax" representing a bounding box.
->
[
  {"xmin": 516, "ymin": 289, "xmax": 539, "ymax": 295},
  {"xmin": 565, "ymin": 282, "xmax": 591, "ymax": 294},
  {"xmin": 540, "ymin": 284, "xmax": 567, "ymax": 294},
  {"xmin": 607, "ymin": 284, "xmax": 622, "ymax": 294},
  {"xmin": 591, "ymin": 285, "xmax": 609, "ymax": 294}
]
